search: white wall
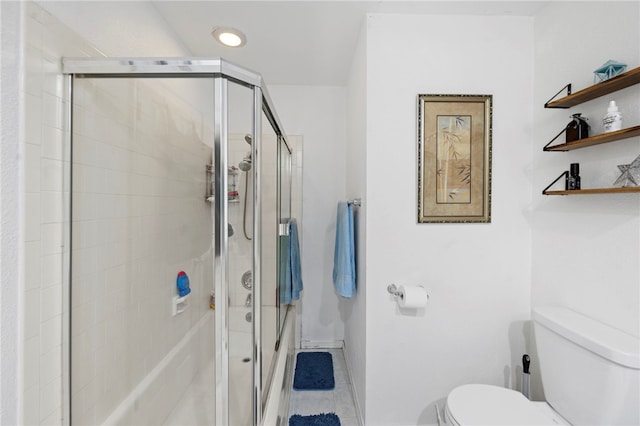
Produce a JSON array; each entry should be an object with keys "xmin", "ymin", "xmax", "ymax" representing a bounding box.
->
[
  {"xmin": 35, "ymin": 1, "xmax": 215, "ymax": 124},
  {"xmin": 35, "ymin": 1, "xmax": 191, "ymax": 57},
  {"xmin": 344, "ymin": 21, "xmax": 367, "ymax": 423},
  {"xmin": 531, "ymin": 0, "xmax": 639, "ymax": 360},
  {"xmin": 267, "ymin": 86, "xmax": 348, "ymax": 347},
  {"xmin": 364, "ymin": 14, "xmax": 534, "ymax": 425}
]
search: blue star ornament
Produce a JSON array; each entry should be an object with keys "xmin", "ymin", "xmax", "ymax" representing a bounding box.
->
[
  {"xmin": 613, "ymin": 154, "xmax": 640, "ymax": 188},
  {"xmin": 594, "ymin": 60, "xmax": 627, "ymax": 83}
]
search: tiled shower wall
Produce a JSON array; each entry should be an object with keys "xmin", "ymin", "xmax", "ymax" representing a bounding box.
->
[
  {"xmin": 23, "ymin": 4, "xmax": 96, "ymax": 424},
  {"xmin": 23, "ymin": 3, "xmax": 213, "ymax": 424}
]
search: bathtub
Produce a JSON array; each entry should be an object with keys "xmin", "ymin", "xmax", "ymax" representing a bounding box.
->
[
  {"xmin": 100, "ymin": 305, "xmax": 294, "ymax": 425},
  {"xmin": 262, "ymin": 305, "xmax": 296, "ymax": 425},
  {"xmin": 227, "ymin": 305, "xmax": 296, "ymax": 426}
]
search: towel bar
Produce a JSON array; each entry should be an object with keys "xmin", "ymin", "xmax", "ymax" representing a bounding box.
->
[{"xmin": 347, "ymin": 198, "xmax": 361, "ymax": 207}]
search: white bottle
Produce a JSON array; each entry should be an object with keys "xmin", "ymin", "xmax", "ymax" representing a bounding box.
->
[{"xmin": 603, "ymin": 100, "xmax": 623, "ymax": 133}]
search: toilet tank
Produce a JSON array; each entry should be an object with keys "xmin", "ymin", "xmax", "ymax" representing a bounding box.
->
[{"xmin": 533, "ymin": 307, "xmax": 640, "ymax": 426}]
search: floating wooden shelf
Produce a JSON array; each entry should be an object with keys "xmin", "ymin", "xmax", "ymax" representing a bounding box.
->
[
  {"xmin": 542, "ymin": 66, "xmax": 640, "ymax": 196},
  {"xmin": 545, "ymin": 67, "xmax": 640, "ymax": 109},
  {"xmin": 544, "ymin": 125, "xmax": 640, "ymax": 151},
  {"xmin": 544, "ymin": 187, "xmax": 640, "ymax": 195}
]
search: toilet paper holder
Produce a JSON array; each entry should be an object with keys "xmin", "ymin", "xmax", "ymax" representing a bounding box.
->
[
  {"xmin": 388, "ymin": 283, "xmax": 430, "ymax": 309},
  {"xmin": 387, "ymin": 284, "xmax": 403, "ymax": 298},
  {"xmin": 387, "ymin": 283, "xmax": 430, "ymax": 299}
]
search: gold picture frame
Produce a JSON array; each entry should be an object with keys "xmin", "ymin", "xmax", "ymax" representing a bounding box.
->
[{"xmin": 418, "ymin": 94, "xmax": 492, "ymax": 223}]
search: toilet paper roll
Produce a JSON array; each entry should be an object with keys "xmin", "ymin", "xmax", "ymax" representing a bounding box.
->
[{"xmin": 398, "ymin": 285, "xmax": 428, "ymax": 308}]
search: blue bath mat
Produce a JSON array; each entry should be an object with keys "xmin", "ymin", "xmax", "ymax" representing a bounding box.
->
[
  {"xmin": 289, "ymin": 413, "xmax": 340, "ymax": 426},
  {"xmin": 293, "ymin": 352, "xmax": 335, "ymax": 390}
]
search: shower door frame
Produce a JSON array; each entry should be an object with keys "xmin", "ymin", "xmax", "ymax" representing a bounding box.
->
[{"xmin": 62, "ymin": 57, "xmax": 291, "ymax": 426}]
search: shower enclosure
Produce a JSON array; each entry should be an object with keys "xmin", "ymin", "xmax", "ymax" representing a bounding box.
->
[{"xmin": 63, "ymin": 58, "xmax": 295, "ymax": 425}]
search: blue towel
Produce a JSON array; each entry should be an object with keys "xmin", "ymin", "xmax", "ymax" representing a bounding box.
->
[
  {"xmin": 289, "ymin": 219, "xmax": 303, "ymax": 301},
  {"xmin": 280, "ymin": 219, "xmax": 303, "ymax": 304},
  {"xmin": 332, "ymin": 202, "xmax": 356, "ymax": 298}
]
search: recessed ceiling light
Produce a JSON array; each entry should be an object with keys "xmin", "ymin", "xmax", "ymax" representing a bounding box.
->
[{"xmin": 212, "ymin": 27, "xmax": 246, "ymax": 48}]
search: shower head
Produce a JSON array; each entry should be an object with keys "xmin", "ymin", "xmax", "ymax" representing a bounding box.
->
[
  {"xmin": 239, "ymin": 157, "xmax": 252, "ymax": 171},
  {"xmin": 244, "ymin": 134, "xmax": 252, "ymax": 145}
]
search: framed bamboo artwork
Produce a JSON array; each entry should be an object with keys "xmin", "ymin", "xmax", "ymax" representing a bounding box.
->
[{"xmin": 417, "ymin": 94, "xmax": 492, "ymax": 223}]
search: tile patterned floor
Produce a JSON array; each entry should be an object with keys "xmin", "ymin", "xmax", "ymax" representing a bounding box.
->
[{"xmin": 288, "ymin": 348, "xmax": 360, "ymax": 426}]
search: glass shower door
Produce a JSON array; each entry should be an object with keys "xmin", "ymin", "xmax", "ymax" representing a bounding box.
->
[
  {"xmin": 224, "ymin": 81, "xmax": 255, "ymax": 426},
  {"xmin": 278, "ymin": 137, "xmax": 293, "ymax": 336},
  {"xmin": 259, "ymin": 115, "xmax": 279, "ymax": 409},
  {"xmin": 66, "ymin": 58, "xmax": 293, "ymax": 426},
  {"xmin": 70, "ymin": 76, "xmax": 215, "ymax": 425}
]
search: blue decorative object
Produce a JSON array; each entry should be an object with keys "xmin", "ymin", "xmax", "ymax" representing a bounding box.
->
[
  {"xmin": 289, "ymin": 413, "xmax": 341, "ymax": 426},
  {"xmin": 594, "ymin": 60, "xmax": 627, "ymax": 83},
  {"xmin": 293, "ymin": 352, "xmax": 335, "ymax": 390},
  {"xmin": 177, "ymin": 271, "xmax": 191, "ymax": 297}
]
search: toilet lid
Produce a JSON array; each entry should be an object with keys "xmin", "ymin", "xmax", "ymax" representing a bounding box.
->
[{"xmin": 447, "ymin": 384, "xmax": 558, "ymax": 425}]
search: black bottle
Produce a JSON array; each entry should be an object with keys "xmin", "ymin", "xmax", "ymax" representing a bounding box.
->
[
  {"xmin": 566, "ymin": 113, "xmax": 589, "ymax": 143},
  {"xmin": 566, "ymin": 163, "xmax": 581, "ymax": 190}
]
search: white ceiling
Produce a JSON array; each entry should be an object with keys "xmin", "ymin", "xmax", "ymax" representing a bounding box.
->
[{"xmin": 38, "ymin": 1, "xmax": 549, "ymax": 86}]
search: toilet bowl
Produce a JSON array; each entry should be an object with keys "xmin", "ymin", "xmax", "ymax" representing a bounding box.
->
[
  {"xmin": 444, "ymin": 384, "xmax": 568, "ymax": 425},
  {"xmin": 443, "ymin": 307, "xmax": 640, "ymax": 425}
]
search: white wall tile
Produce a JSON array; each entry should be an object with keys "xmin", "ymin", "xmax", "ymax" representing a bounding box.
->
[
  {"xmin": 41, "ymin": 191, "xmax": 63, "ymax": 224},
  {"xmin": 25, "ymin": 45, "xmax": 44, "ymax": 97},
  {"xmin": 40, "ymin": 346, "xmax": 62, "ymax": 390},
  {"xmin": 21, "ymin": 3, "xmax": 91, "ymax": 423},
  {"xmin": 41, "ymin": 223, "xmax": 63, "ymax": 255},
  {"xmin": 24, "ymin": 336, "xmax": 41, "ymax": 390},
  {"xmin": 41, "ymin": 92, "xmax": 64, "ymax": 129},
  {"xmin": 40, "ymin": 254, "xmax": 62, "ymax": 288},
  {"xmin": 23, "ymin": 385, "xmax": 41, "ymax": 426},
  {"xmin": 41, "ymin": 406, "xmax": 62, "ymax": 426},
  {"xmin": 40, "ymin": 284, "xmax": 62, "ymax": 321},
  {"xmin": 25, "ymin": 94, "xmax": 43, "ymax": 146},
  {"xmin": 40, "ymin": 314, "xmax": 61, "ymax": 355},
  {"xmin": 40, "ymin": 159, "xmax": 63, "ymax": 192},
  {"xmin": 25, "ymin": 193, "xmax": 42, "ymax": 243},
  {"xmin": 24, "ymin": 289, "xmax": 42, "ymax": 340},
  {"xmin": 41, "ymin": 125, "xmax": 64, "ymax": 160},
  {"xmin": 25, "ymin": 241, "xmax": 42, "ymax": 290},
  {"xmin": 25, "ymin": 143, "xmax": 42, "ymax": 192},
  {"xmin": 39, "ymin": 376, "xmax": 61, "ymax": 422},
  {"xmin": 42, "ymin": 56, "xmax": 63, "ymax": 98}
]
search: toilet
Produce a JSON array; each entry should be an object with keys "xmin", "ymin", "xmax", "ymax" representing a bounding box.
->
[{"xmin": 445, "ymin": 306, "xmax": 640, "ymax": 425}]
